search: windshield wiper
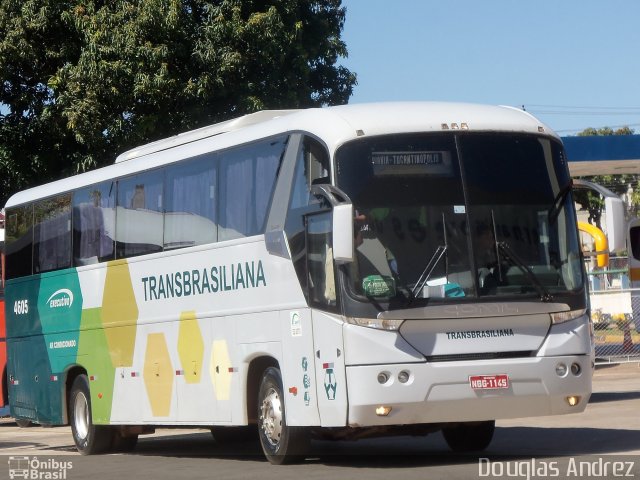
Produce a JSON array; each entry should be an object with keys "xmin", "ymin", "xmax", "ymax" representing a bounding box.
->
[
  {"xmin": 408, "ymin": 245, "xmax": 448, "ymax": 305},
  {"xmin": 547, "ymin": 180, "xmax": 573, "ymax": 225},
  {"xmin": 497, "ymin": 242, "xmax": 553, "ymax": 302}
]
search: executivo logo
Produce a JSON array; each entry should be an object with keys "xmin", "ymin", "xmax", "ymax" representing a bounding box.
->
[{"xmin": 46, "ymin": 289, "xmax": 74, "ymax": 309}]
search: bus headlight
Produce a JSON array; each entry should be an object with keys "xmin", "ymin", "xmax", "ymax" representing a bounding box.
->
[
  {"xmin": 346, "ymin": 317, "xmax": 404, "ymax": 330},
  {"xmin": 550, "ymin": 309, "xmax": 586, "ymax": 325}
]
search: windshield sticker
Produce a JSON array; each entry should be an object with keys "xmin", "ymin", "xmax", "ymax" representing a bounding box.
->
[
  {"xmin": 454, "ymin": 205, "xmax": 465, "ymax": 214},
  {"xmin": 362, "ymin": 275, "xmax": 396, "ymax": 298}
]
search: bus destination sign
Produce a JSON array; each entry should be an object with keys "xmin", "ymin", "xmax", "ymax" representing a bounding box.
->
[{"xmin": 371, "ymin": 150, "xmax": 453, "ymax": 176}]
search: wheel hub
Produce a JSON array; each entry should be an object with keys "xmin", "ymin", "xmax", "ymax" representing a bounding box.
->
[
  {"xmin": 74, "ymin": 391, "xmax": 89, "ymax": 440},
  {"xmin": 259, "ymin": 387, "xmax": 283, "ymax": 446}
]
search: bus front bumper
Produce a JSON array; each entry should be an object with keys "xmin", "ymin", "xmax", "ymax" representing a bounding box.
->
[{"xmin": 346, "ymin": 355, "xmax": 591, "ymax": 427}]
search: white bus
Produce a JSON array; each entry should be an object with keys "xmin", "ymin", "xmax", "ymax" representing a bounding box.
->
[{"xmin": 4, "ymin": 102, "xmax": 619, "ymax": 463}]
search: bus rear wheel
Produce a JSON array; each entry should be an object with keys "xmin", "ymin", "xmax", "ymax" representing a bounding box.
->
[
  {"xmin": 69, "ymin": 375, "xmax": 113, "ymax": 455},
  {"xmin": 257, "ymin": 367, "xmax": 309, "ymax": 464},
  {"xmin": 15, "ymin": 418, "xmax": 33, "ymax": 428},
  {"xmin": 442, "ymin": 420, "xmax": 495, "ymax": 452}
]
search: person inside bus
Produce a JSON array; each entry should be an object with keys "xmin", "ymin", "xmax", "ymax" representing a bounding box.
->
[{"xmin": 476, "ymin": 222, "xmax": 501, "ymax": 295}]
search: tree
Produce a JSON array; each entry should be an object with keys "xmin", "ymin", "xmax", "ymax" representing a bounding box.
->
[
  {"xmin": 573, "ymin": 126, "xmax": 639, "ymax": 228},
  {"xmin": 0, "ymin": 0, "xmax": 356, "ymax": 204}
]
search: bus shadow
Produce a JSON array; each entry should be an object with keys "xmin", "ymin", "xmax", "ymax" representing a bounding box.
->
[
  {"xmin": 0, "ymin": 441, "xmax": 68, "ymax": 451},
  {"xmin": 127, "ymin": 426, "xmax": 640, "ymax": 467},
  {"xmin": 313, "ymin": 427, "xmax": 640, "ymax": 468},
  {"xmin": 590, "ymin": 391, "xmax": 640, "ymax": 403},
  {"xmin": 489, "ymin": 426, "xmax": 640, "ymax": 457}
]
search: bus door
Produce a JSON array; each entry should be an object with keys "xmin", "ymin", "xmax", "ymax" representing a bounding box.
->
[
  {"xmin": 304, "ymin": 191, "xmax": 350, "ymax": 427},
  {"xmin": 5, "ymin": 283, "xmax": 61, "ymax": 424},
  {"xmin": 1, "ymin": 221, "xmax": 5, "ymax": 409},
  {"xmin": 7, "ymin": 337, "xmax": 39, "ymax": 422}
]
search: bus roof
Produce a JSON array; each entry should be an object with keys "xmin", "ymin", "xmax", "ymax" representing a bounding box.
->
[{"xmin": 4, "ymin": 102, "xmax": 555, "ymax": 209}]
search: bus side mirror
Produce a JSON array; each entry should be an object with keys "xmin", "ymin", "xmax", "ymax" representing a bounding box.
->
[
  {"xmin": 310, "ymin": 184, "xmax": 354, "ymax": 264},
  {"xmin": 332, "ymin": 203, "xmax": 354, "ymax": 263},
  {"xmin": 604, "ymin": 196, "xmax": 626, "ymax": 253},
  {"xmin": 573, "ymin": 179, "xmax": 627, "ymax": 253}
]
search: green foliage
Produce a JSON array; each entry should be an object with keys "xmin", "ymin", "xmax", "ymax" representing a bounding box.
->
[
  {"xmin": 0, "ymin": 0, "xmax": 356, "ymax": 204},
  {"xmin": 577, "ymin": 126, "xmax": 635, "ymax": 137}
]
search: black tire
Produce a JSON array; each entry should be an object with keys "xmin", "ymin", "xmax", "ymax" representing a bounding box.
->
[
  {"xmin": 15, "ymin": 418, "xmax": 33, "ymax": 428},
  {"xmin": 257, "ymin": 367, "xmax": 309, "ymax": 464},
  {"xmin": 442, "ymin": 420, "xmax": 495, "ymax": 452},
  {"xmin": 211, "ymin": 425, "xmax": 258, "ymax": 443},
  {"xmin": 69, "ymin": 374, "xmax": 113, "ymax": 455}
]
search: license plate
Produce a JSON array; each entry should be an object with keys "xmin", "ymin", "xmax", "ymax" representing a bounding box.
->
[{"xmin": 469, "ymin": 374, "xmax": 509, "ymax": 390}]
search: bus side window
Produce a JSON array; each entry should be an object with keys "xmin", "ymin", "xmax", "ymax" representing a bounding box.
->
[
  {"xmin": 164, "ymin": 154, "xmax": 218, "ymax": 249},
  {"xmin": 285, "ymin": 136, "xmax": 332, "ymax": 305},
  {"xmin": 218, "ymin": 137, "xmax": 286, "ymax": 241},
  {"xmin": 33, "ymin": 194, "xmax": 72, "ymax": 274},
  {"xmin": 116, "ymin": 171, "xmax": 164, "ymax": 258},
  {"xmin": 289, "ymin": 137, "xmax": 330, "ymax": 211},
  {"xmin": 73, "ymin": 182, "xmax": 115, "ymax": 265},
  {"xmin": 306, "ymin": 211, "xmax": 337, "ymax": 309},
  {"xmin": 5, "ymin": 206, "xmax": 34, "ymax": 279}
]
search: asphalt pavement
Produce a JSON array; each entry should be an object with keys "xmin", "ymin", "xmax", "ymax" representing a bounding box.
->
[{"xmin": 0, "ymin": 362, "xmax": 638, "ymax": 480}]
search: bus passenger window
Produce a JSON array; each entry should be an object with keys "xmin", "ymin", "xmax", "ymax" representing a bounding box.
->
[
  {"xmin": 164, "ymin": 154, "xmax": 217, "ymax": 249},
  {"xmin": 4, "ymin": 205, "xmax": 34, "ymax": 279},
  {"xmin": 116, "ymin": 171, "xmax": 164, "ymax": 258},
  {"xmin": 33, "ymin": 194, "xmax": 72, "ymax": 273},
  {"xmin": 73, "ymin": 183, "xmax": 115, "ymax": 265},
  {"xmin": 218, "ymin": 137, "xmax": 286, "ymax": 241}
]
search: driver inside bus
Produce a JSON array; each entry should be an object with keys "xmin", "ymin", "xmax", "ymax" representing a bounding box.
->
[
  {"xmin": 476, "ymin": 222, "xmax": 500, "ymax": 295},
  {"xmin": 354, "ymin": 209, "xmax": 399, "ymax": 274}
]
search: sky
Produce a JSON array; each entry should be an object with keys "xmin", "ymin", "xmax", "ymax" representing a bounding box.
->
[{"xmin": 339, "ymin": 0, "xmax": 640, "ymax": 136}]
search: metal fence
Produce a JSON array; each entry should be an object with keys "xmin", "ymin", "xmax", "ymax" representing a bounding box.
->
[{"xmin": 587, "ymin": 256, "xmax": 640, "ymax": 365}]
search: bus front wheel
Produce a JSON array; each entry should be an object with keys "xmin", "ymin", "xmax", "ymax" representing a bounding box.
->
[
  {"xmin": 257, "ymin": 367, "xmax": 309, "ymax": 464},
  {"xmin": 69, "ymin": 375, "xmax": 113, "ymax": 455},
  {"xmin": 442, "ymin": 420, "xmax": 495, "ymax": 452}
]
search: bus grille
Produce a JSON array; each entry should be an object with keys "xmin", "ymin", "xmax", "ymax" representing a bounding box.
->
[{"xmin": 426, "ymin": 351, "xmax": 534, "ymax": 362}]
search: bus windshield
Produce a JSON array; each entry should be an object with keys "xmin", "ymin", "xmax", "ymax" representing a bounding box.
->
[{"xmin": 335, "ymin": 132, "xmax": 583, "ymax": 305}]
